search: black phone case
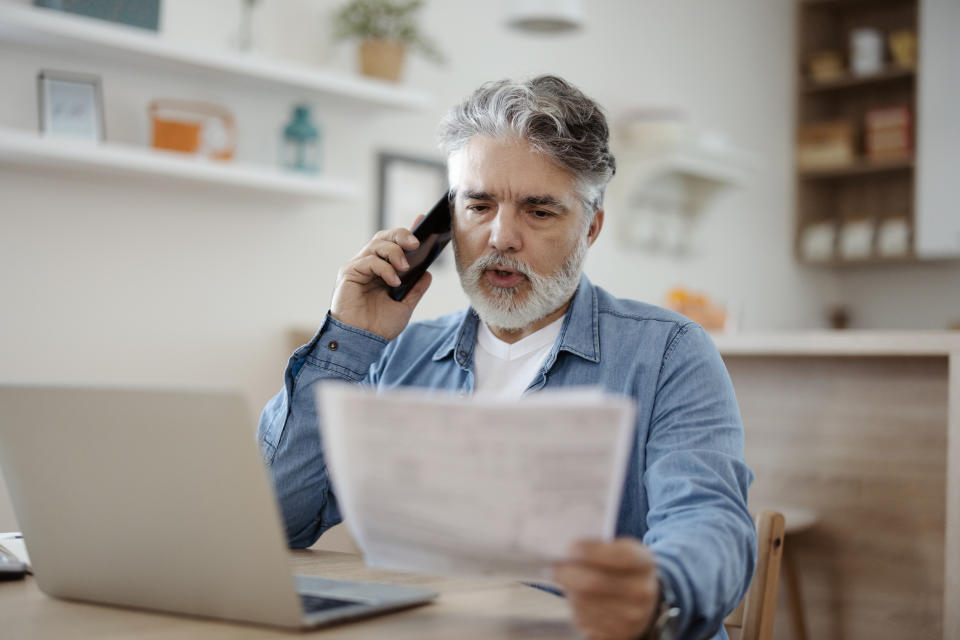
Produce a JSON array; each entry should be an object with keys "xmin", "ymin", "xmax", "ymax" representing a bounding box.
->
[{"xmin": 388, "ymin": 193, "xmax": 453, "ymax": 301}]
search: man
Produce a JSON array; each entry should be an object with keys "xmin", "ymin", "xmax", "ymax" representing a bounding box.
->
[{"xmin": 258, "ymin": 75, "xmax": 756, "ymax": 640}]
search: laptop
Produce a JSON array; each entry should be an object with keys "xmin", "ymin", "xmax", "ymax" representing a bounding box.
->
[{"xmin": 0, "ymin": 385, "xmax": 437, "ymax": 629}]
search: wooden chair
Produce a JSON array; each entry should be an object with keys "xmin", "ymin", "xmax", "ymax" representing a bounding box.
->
[
  {"xmin": 765, "ymin": 506, "xmax": 818, "ymax": 640},
  {"xmin": 724, "ymin": 510, "xmax": 786, "ymax": 640}
]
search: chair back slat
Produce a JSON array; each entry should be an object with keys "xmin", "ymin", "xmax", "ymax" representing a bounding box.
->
[{"xmin": 724, "ymin": 510, "xmax": 785, "ymax": 640}]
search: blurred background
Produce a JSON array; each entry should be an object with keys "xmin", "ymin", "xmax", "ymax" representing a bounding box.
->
[
  {"xmin": 0, "ymin": 1, "xmax": 958, "ymax": 638},
  {"xmin": 2, "ymin": 0, "xmax": 957, "ymax": 404}
]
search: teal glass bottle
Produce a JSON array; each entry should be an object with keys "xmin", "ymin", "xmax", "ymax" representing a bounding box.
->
[{"xmin": 282, "ymin": 105, "xmax": 321, "ymax": 174}]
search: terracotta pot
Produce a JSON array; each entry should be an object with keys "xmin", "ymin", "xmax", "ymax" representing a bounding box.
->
[{"xmin": 359, "ymin": 39, "xmax": 406, "ymax": 82}]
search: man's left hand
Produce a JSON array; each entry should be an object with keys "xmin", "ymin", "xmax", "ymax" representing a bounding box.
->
[{"xmin": 552, "ymin": 537, "xmax": 660, "ymax": 640}]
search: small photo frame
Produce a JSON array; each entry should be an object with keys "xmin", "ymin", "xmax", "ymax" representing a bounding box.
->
[
  {"xmin": 377, "ymin": 151, "xmax": 448, "ymax": 234},
  {"xmin": 37, "ymin": 70, "xmax": 106, "ymax": 141}
]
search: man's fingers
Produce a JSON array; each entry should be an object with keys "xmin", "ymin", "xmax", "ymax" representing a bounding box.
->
[
  {"xmin": 348, "ymin": 255, "xmax": 400, "ymax": 287},
  {"xmin": 372, "ymin": 240, "xmax": 410, "ymax": 271},
  {"xmin": 400, "ymin": 270, "xmax": 432, "ymax": 308},
  {"xmin": 373, "ymin": 226, "xmax": 420, "ymax": 250},
  {"xmin": 553, "ymin": 563, "xmax": 657, "ymax": 601},
  {"xmin": 409, "ymin": 214, "xmax": 425, "ymax": 230},
  {"xmin": 567, "ymin": 593, "xmax": 655, "ymax": 640},
  {"xmin": 553, "ymin": 540, "xmax": 660, "ymax": 640},
  {"xmin": 567, "ymin": 538, "xmax": 656, "ymax": 572}
]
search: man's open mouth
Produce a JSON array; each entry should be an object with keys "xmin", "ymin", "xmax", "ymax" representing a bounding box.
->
[{"xmin": 484, "ymin": 266, "xmax": 527, "ymax": 288}]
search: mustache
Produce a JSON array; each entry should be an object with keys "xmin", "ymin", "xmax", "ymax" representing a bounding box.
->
[{"xmin": 468, "ymin": 251, "xmax": 534, "ymax": 280}]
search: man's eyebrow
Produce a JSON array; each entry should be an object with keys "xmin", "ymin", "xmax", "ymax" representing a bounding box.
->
[
  {"xmin": 463, "ymin": 190, "xmax": 494, "ymax": 200},
  {"xmin": 461, "ymin": 191, "xmax": 570, "ymax": 213},
  {"xmin": 521, "ymin": 195, "xmax": 569, "ymax": 212}
]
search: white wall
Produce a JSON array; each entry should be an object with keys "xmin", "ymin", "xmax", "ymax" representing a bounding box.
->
[
  {"xmin": 0, "ymin": 0, "xmax": 953, "ymax": 533},
  {"xmin": 835, "ymin": 263, "xmax": 960, "ymax": 329}
]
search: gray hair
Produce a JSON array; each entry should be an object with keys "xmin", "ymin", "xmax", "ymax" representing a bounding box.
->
[{"xmin": 437, "ymin": 75, "xmax": 616, "ymax": 216}]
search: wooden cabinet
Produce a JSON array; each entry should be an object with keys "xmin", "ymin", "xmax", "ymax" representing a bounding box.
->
[{"xmin": 794, "ymin": 0, "xmax": 960, "ymax": 265}]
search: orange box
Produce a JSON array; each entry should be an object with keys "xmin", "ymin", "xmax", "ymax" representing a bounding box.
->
[
  {"xmin": 148, "ymin": 99, "xmax": 235, "ymax": 160},
  {"xmin": 151, "ymin": 118, "xmax": 201, "ymax": 154},
  {"xmin": 865, "ymin": 106, "xmax": 911, "ymax": 160}
]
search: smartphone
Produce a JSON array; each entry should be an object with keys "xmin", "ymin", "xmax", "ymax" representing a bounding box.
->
[{"xmin": 388, "ymin": 191, "xmax": 453, "ymax": 301}]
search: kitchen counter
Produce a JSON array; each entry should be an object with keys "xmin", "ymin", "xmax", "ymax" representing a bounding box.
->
[
  {"xmin": 715, "ymin": 332, "xmax": 958, "ymax": 640},
  {"xmin": 711, "ymin": 330, "xmax": 960, "ymax": 356}
]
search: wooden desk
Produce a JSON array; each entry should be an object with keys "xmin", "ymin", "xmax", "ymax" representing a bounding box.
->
[{"xmin": 0, "ymin": 550, "xmax": 578, "ymax": 638}]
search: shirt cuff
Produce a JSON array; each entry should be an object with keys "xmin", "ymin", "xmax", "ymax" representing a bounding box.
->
[
  {"xmin": 654, "ymin": 554, "xmax": 694, "ymax": 638},
  {"xmin": 300, "ymin": 312, "xmax": 389, "ymax": 382}
]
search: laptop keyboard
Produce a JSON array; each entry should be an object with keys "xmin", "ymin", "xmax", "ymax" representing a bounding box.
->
[{"xmin": 300, "ymin": 593, "xmax": 362, "ymax": 614}]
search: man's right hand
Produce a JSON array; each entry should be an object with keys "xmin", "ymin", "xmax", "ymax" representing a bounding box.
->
[{"xmin": 330, "ymin": 222, "xmax": 433, "ymax": 341}]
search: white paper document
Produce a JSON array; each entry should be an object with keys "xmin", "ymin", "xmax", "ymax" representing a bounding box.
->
[{"xmin": 316, "ymin": 383, "xmax": 636, "ymax": 579}]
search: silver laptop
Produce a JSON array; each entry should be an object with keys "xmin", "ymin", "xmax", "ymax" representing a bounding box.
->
[{"xmin": 0, "ymin": 385, "xmax": 436, "ymax": 629}]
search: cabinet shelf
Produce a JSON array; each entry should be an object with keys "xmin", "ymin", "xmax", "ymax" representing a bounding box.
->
[
  {"xmin": 798, "ymin": 157, "xmax": 914, "ymax": 179},
  {"xmin": 0, "ymin": 128, "xmax": 360, "ymax": 199},
  {"xmin": 791, "ymin": 0, "xmax": 936, "ymax": 264},
  {"xmin": 801, "ymin": 67, "xmax": 915, "ymax": 93},
  {"xmin": 0, "ymin": 3, "xmax": 430, "ymax": 111}
]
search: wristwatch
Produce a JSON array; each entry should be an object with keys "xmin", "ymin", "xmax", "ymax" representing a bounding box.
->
[{"xmin": 642, "ymin": 585, "xmax": 681, "ymax": 640}]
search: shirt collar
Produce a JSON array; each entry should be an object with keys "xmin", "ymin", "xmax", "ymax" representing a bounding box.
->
[{"xmin": 432, "ymin": 274, "xmax": 600, "ymax": 365}]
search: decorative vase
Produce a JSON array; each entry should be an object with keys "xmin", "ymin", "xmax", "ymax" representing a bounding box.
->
[
  {"xmin": 281, "ymin": 105, "xmax": 321, "ymax": 174},
  {"xmin": 359, "ymin": 39, "xmax": 406, "ymax": 82}
]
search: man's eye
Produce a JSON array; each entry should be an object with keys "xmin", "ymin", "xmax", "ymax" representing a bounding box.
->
[
  {"xmin": 467, "ymin": 205, "xmax": 490, "ymax": 213},
  {"xmin": 531, "ymin": 210, "xmax": 555, "ymax": 219}
]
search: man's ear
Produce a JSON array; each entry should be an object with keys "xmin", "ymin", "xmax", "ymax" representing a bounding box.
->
[{"xmin": 587, "ymin": 209, "xmax": 604, "ymax": 247}]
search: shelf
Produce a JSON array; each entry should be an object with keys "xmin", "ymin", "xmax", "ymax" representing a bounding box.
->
[
  {"xmin": 798, "ymin": 157, "xmax": 913, "ymax": 179},
  {"xmin": 0, "ymin": 128, "xmax": 360, "ymax": 199},
  {"xmin": 0, "ymin": 3, "xmax": 430, "ymax": 111},
  {"xmin": 659, "ymin": 150, "xmax": 751, "ymax": 186},
  {"xmin": 620, "ymin": 139, "xmax": 754, "ymax": 187},
  {"xmin": 801, "ymin": 67, "xmax": 915, "ymax": 93}
]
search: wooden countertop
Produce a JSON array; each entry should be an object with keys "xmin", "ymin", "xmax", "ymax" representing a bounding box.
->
[
  {"xmin": 710, "ymin": 330, "xmax": 960, "ymax": 356},
  {"xmin": 0, "ymin": 549, "xmax": 578, "ymax": 639}
]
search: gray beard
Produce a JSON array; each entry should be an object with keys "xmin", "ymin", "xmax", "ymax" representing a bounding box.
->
[{"xmin": 454, "ymin": 233, "xmax": 588, "ymax": 331}]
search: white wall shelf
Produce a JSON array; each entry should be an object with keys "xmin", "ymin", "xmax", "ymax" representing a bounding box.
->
[
  {"xmin": 0, "ymin": 2, "xmax": 431, "ymax": 111},
  {"xmin": 616, "ymin": 137, "xmax": 754, "ymax": 251},
  {"xmin": 0, "ymin": 128, "xmax": 360, "ymax": 199}
]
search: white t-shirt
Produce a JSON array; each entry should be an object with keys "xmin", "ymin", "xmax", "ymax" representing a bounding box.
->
[{"xmin": 473, "ymin": 316, "xmax": 564, "ymax": 399}]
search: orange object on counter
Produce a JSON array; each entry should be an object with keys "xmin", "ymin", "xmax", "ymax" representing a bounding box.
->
[
  {"xmin": 664, "ymin": 286, "xmax": 729, "ymax": 331},
  {"xmin": 149, "ymin": 99, "xmax": 236, "ymax": 160}
]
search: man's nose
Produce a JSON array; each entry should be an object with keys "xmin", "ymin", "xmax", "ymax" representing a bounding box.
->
[{"xmin": 488, "ymin": 208, "xmax": 522, "ymax": 253}]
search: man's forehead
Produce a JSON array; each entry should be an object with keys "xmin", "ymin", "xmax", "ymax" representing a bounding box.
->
[{"xmin": 447, "ymin": 142, "xmax": 578, "ymax": 205}]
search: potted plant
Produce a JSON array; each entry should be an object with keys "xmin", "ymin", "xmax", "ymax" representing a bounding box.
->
[{"xmin": 332, "ymin": 0, "xmax": 444, "ymax": 82}]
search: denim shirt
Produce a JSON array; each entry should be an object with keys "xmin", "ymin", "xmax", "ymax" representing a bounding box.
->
[{"xmin": 258, "ymin": 275, "xmax": 756, "ymax": 640}]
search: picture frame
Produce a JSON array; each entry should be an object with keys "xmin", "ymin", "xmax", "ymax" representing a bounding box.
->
[
  {"xmin": 376, "ymin": 151, "xmax": 448, "ymax": 234},
  {"xmin": 37, "ymin": 70, "xmax": 106, "ymax": 142},
  {"xmin": 33, "ymin": 0, "xmax": 161, "ymax": 32}
]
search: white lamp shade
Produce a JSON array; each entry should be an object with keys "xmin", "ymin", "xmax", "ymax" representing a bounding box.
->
[{"xmin": 505, "ymin": 0, "xmax": 584, "ymax": 33}]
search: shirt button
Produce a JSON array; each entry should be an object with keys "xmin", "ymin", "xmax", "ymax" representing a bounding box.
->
[
  {"xmin": 458, "ymin": 350, "xmax": 467, "ymax": 359},
  {"xmin": 328, "ymin": 340, "xmax": 339, "ymax": 351}
]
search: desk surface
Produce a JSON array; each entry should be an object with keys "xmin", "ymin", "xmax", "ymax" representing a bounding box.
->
[{"xmin": 0, "ymin": 549, "xmax": 578, "ymax": 639}]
